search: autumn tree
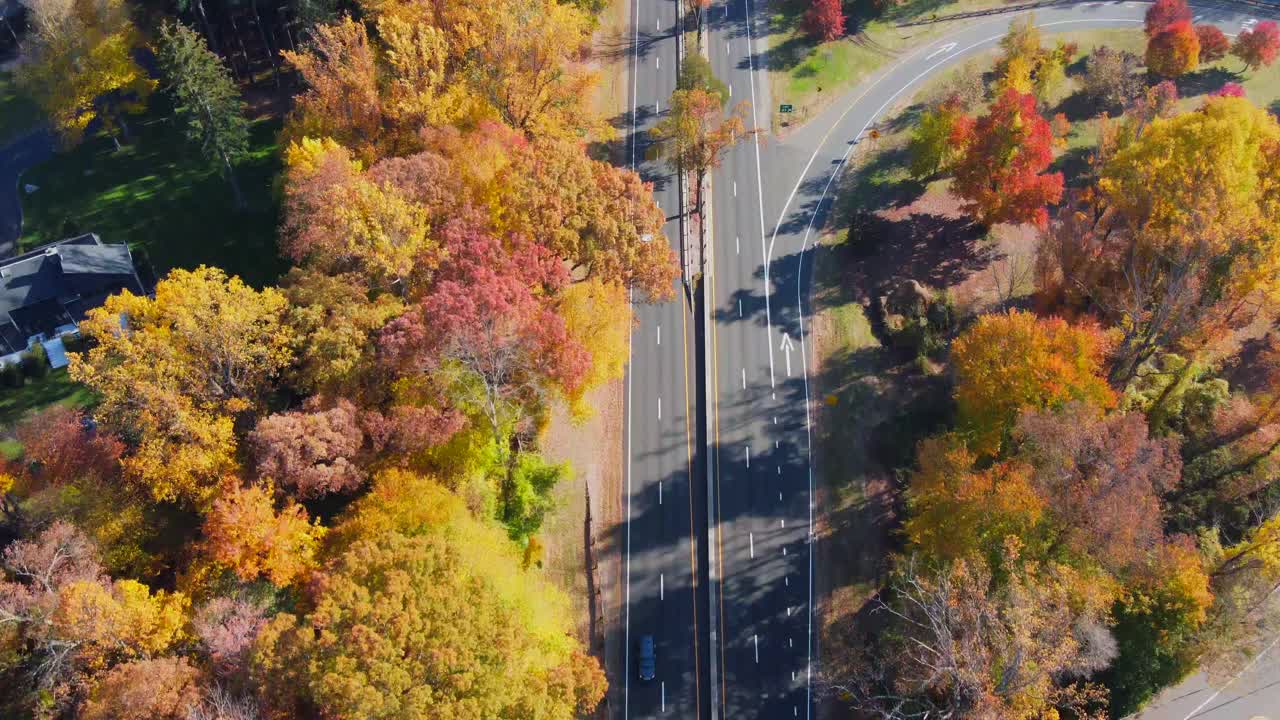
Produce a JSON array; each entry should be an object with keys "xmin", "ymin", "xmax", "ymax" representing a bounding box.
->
[
  {"xmin": 678, "ymin": 43, "xmax": 725, "ymax": 102},
  {"xmin": 904, "ymin": 437, "xmax": 1043, "ymax": 561},
  {"xmin": 0, "ymin": 523, "xmax": 188, "ymax": 704},
  {"xmin": 951, "ymin": 88, "xmax": 1064, "ymax": 228},
  {"xmin": 1146, "ymin": 21, "xmax": 1200, "ymax": 78},
  {"xmin": 558, "ymin": 277, "xmax": 633, "ymax": 419},
  {"xmin": 503, "ymin": 138, "xmax": 677, "ymax": 300},
  {"xmin": 253, "ymin": 475, "xmax": 605, "ymax": 719},
  {"xmin": 908, "ymin": 96, "xmax": 970, "ymax": 179},
  {"xmin": 467, "ymin": 0, "xmax": 602, "ymax": 140},
  {"xmin": 193, "ymin": 595, "xmax": 268, "ymax": 679},
  {"xmin": 71, "ymin": 267, "xmax": 294, "ymax": 504},
  {"xmin": 380, "ymin": 222, "xmax": 589, "ymax": 461},
  {"xmin": 202, "ymin": 482, "xmax": 324, "ymax": 586},
  {"xmin": 17, "ymin": 0, "xmax": 155, "ymax": 147},
  {"xmin": 250, "ymin": 398, "xmax": 369, "ymax": 498},
  {"xmin": 691, "ymin": 0, "xmax": 711, "ymax": 42},
  {"xmin": 649, "ymin": 88, "xmax": 749, "ymax": 253},
  {"xmin": 825, "ymin": 554, "xmax": 1114, "ymax": 720},
  {"xmin": 802, "ymin": 0, "xmax": 845, "ymax": 42},
  {"xmin": 1144, "ymin": 0, "xmax": 1191, "ymax": 36},
  {"xmin": 1049, "ymin": 97, "xmax": 1280, "ymax": 382},
  {"xmin": 1232, "ymin": 20, "xmax": 1280, "ymax": 72},
  {"xmin": 1013, "ymin": 403, "xmax": 1182, "ymax": 573},
  {"xmin": 282, "ymin": 137, "xmax": 440, "ymax": 291},
  {"xmin": 282, "ymin": 268, "xmax": 405, "ymax": 394},
  {"xmin": 950, "ymin": 310, "xmax": 1115, "ymax": 455},
  {"xmin": 1104, "ymin": 538, "xmax": 1213, "ymax": 715},
  {"xmin": 1081, "ymin": 46, "xmax": 1144, "ymax": 112},
  {"xmin": 14, "ymin": 406, "xmax": 122, "ymax": 487},
  {"xmin": 155, "ymin": 22, "xmax": 251, "ymax": 210},
  {"xmin": 80, "ymin": 656, "xmax": 202, "ymax": 720},
  {"xmin": 1196, "ymin": 24, "xmax": 1231, "ymax": 62}
]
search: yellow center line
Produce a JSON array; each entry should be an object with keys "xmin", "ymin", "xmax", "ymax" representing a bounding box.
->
[
  {"xmin": 707, "ymin": 233, "xmax": 728, "ymax": 715},
  {"xmin": 681, "ymin": 287, "xmax": 702, "ymax": 716}
]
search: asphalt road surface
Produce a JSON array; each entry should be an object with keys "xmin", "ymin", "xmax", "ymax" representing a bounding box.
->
[
  {"xmin": 622, "ymin": 0, "xmax": 709, "ymax": 718},
  {"xmin": 620, "ymin": 1, "xmax": 1280, "ymax": 719}
]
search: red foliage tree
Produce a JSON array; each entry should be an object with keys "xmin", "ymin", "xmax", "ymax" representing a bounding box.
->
[
  {"xmin": 1233, "ymin": 20, "xmax": 1280, "ymax": 71},
  {"xmin": 951, "ymin": 88, "xmax": 1064, "ymax": 228},
  {"xmin": 1195, "ymin": 24, "xmax": 1231, "ymax": 62},
  {"xmin": 1145, "ymin": 0, "xmax": 1191, "ymax": 36},
  {"xmin": 1211, "ymin": 81, "xmax": 1245, "ymax": 98},
  {"xmin": 193, "ymin": 596, "xmax": 269, "ymax": 678},
  {"xmin": 250, "ymin": 398, "xmax": 368, "ymax": 499},
  {"xmin": 14, "ymin": 406, "xmax": 123, "ymax": 486},
  {"xmin": 803, "ymin": 0, "xmax": 846, "ymax": 42},
  {"xmin": 379, "ymin": 221, "xmax": 590, "ymax": 447},
  {"xmin": 1015, "ymin": 403, "xmax": 1183, "ymax": 573},
  {"xmin": 1147, "ymin": 21, "xmax": 1201, "ymax": 77}
]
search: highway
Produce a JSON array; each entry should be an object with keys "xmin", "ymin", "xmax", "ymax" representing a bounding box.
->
[
  {"xmin": 619, "ymin": 1, "xmax": 1280, "ymax": 719},
  {"xmin": 621, "ymin": 0, "xmax": 707, "ymax": 718}
]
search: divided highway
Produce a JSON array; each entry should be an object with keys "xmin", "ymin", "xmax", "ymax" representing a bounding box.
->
[{"xmin": 620, "ymin": 1, "xmax": 1280, "ymax": 719}]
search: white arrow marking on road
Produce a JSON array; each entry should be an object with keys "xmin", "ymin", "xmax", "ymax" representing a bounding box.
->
[
  {"xmin": 780, "ymin": 332, "xmax": 795, "ymax": 376},
  {"xmin": 926, "ymin": 42, "xmax": 957, "ymax": 60}
]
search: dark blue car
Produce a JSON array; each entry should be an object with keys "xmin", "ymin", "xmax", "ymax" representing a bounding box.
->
[{"xmin": 639, "ymin": 635, "xmax": 656, "ymax": 681}]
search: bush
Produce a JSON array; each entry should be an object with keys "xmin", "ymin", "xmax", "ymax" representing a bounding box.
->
[
  {"xmin": 60, "ymin": 332, "xmax": 86, "ymax": 354},
  {"xmin": 0, "ymin": 362, "xmax": 23, "ymax": 388},
  {"xmin": 21, "ymin": 344, "xmax": 48, "ymax": 380}
]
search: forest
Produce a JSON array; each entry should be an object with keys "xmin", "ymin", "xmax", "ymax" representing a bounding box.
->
[{"xmin": 0, "ymin": 0, "xmax": 668, "ymax": 718}]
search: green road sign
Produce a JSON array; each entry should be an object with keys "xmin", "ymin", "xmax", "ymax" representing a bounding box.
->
[{"xmin": 779, "ymin": 104, "xmax": 794, "ymax": 113}]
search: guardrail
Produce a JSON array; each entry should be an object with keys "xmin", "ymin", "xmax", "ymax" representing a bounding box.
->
[{"xmin": 895, "ymin": 0, "xmax": 1280, "ymax": 27}]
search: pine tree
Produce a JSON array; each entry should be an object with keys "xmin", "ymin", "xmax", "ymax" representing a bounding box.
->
[{"xmin": 156, "ymin": 22, "xmax": 251, "ymax": 209}]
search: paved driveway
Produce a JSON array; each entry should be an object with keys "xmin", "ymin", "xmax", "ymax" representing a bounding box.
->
[{"xmin": 0, "ymin": 127, "xmax": 53, "ymax": 258}]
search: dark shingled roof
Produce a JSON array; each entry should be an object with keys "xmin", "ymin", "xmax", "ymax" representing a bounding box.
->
[{"xmin": 0, "ymin": 234, "xmax": 143, "ymax": 354}]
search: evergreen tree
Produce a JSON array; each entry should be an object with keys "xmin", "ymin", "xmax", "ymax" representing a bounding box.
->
[{"xmin": 156, "ymin": 22, "xmax": 251, "ymax": 209}]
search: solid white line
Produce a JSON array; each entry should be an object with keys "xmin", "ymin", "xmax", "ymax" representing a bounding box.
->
[
  {"xmin": 743, "ymin": 0, "xmax": 774, "ymax": 390},
  {"xmin": 1180, "ymin": 634, "xmax": 1280, "ymax": 720},
  {"xmin": 754, "ymin": 634, "xmax": 759, "ymax": 663},
  {"xmin": 750, "ymin": 532, "xmax": 755, "ymax": 557},
  {"xmin": 623, "ymin": 0, "xmax": 639, "ymax": 714}
]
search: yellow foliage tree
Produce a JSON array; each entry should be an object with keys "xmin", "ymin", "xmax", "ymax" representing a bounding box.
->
[
  {"xmin": 951, "ymin": 310, "xmax": 1116, "ymax": 456},
  {"xmin": 71, "ymin": 266, "xmax": 293, "ymax": 504},
  {"xmin": 18, "ymin": 0, "xmax": 155, "ymax": 146},
  {"xmin": 558, "ymin": 278, "xmax": 633, "ymax": 420}
]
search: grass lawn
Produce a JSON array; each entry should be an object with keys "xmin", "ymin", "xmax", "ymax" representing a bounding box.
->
[
  {"xmin": 768, "ymin": 0, "xmax": 1017, "ymax": 131},
  {"xmin": 0, "ymin": 368, "xmax": 94, "ymax": 430},
  {"xmin": 19, "ymin": 96, "xmax": 286, "ymax": 288},
  {"xmin": 0, "ymin": 70, "xmax": 43, "ymax": 147}
]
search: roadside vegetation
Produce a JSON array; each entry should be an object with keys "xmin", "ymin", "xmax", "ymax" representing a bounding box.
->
[
  {"xmin": 813, "ymin": 5, "xmax": 1280, "ymax": 718},
  {"xmin": 0, "ymin": 0, "xmax": 669, "ymax": 717}
]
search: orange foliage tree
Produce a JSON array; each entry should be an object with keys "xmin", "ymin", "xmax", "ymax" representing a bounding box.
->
[
  {"xmin": 950, "ymin": 310, "xmax": 1115, "ymax": 455},
  {"xmin": 1146, "ymin": 21, "xmax": 1200, "ymax": 78}
]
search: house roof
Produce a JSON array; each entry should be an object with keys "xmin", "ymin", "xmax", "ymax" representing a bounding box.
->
[{"xmin": 0, "ymin": 234, "xmax": 143, "ymax": 352}]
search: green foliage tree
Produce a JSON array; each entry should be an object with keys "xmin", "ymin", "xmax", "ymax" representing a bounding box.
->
[
  {"xmin": 676, "ymin": 53, "xmax": 729, "ymax": 104},
  {"xmin": 155, "ymin": 22, "xmax": 252, "ymax": 210}
]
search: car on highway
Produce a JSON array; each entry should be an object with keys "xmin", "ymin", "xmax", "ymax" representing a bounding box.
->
[{"xmin": 638, "ymin": 635, "xmax": 656, "ymax": 681}]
